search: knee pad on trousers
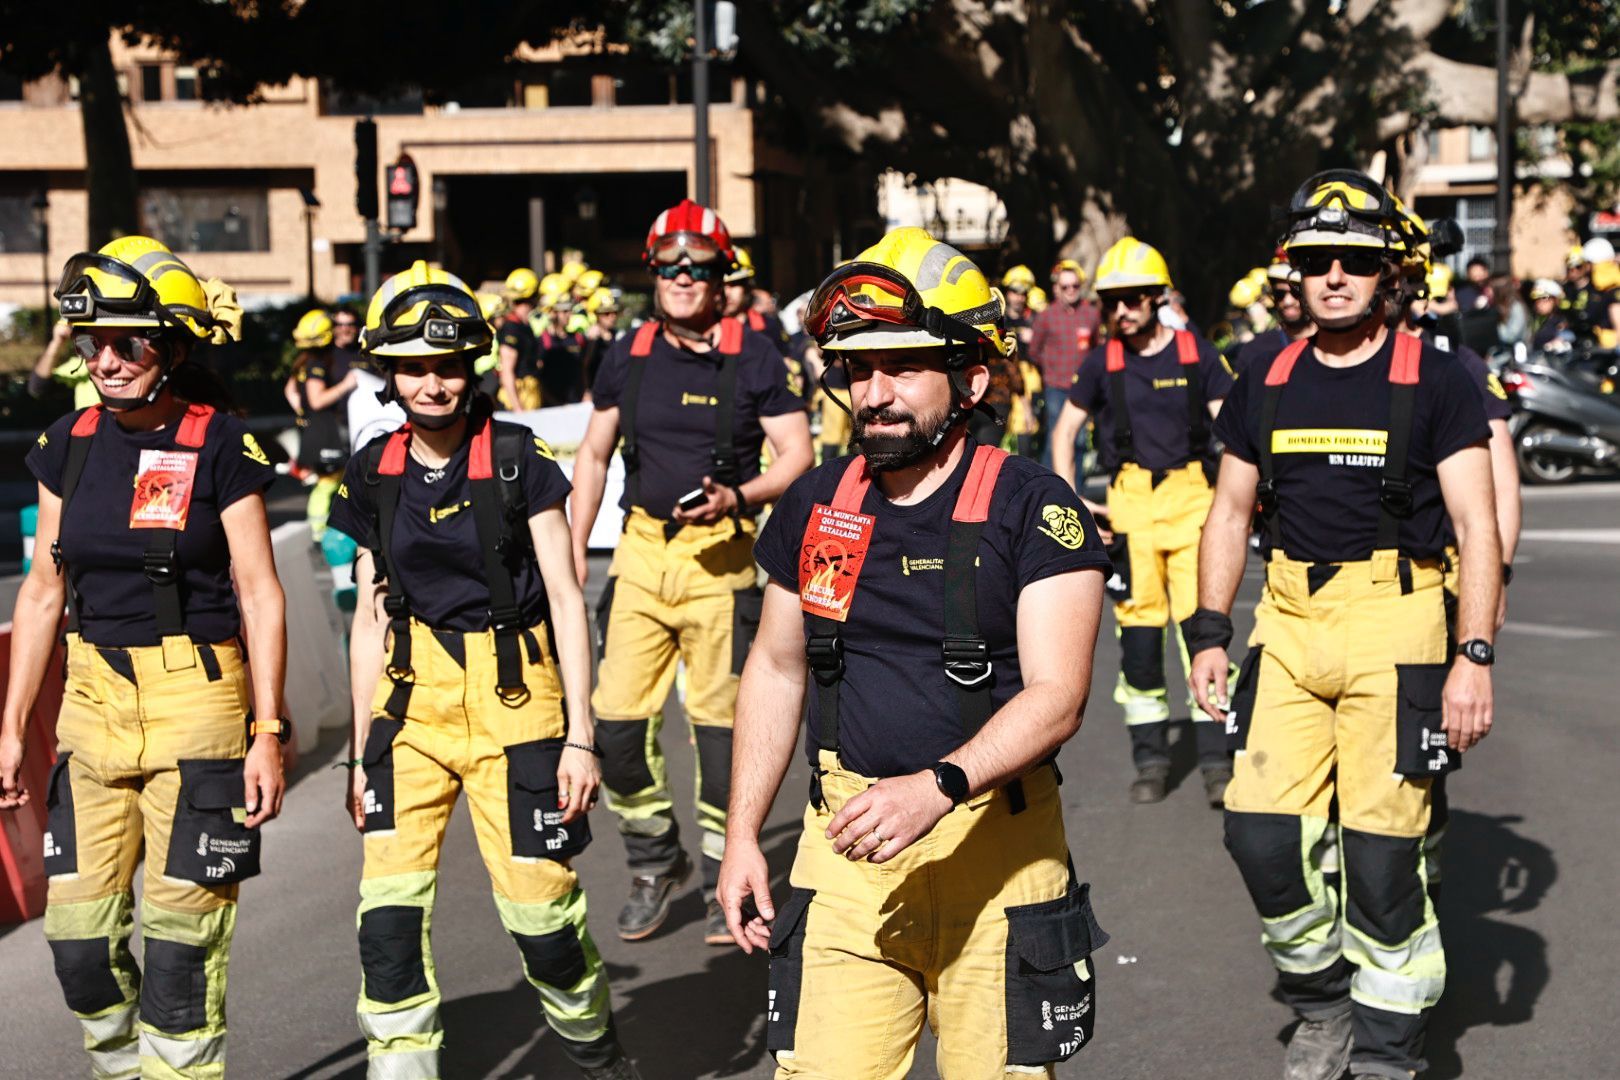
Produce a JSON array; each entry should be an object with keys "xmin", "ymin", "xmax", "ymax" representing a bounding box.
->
[
  {"xmin": 48, "ymin": 937, "xmax": 131, "ymax": 1016},
  {"xmin": 512, "ymin": 926, "xmax": 588, "ymax": 990},
  {"xmin": 359, "ymin": 906, "xmax": 430, "ymax": 1004},
  {"xmin": 1224, "ymin": 812, "xmax": 1315, "ymax": 918},
  {"xmin": 692, "ymin": 726, "xmax": 732, "ymax": 816},
  {"xmin": 1119, "ymin": 626, "xmax": 1166, "ymax": 691},
  {"xmin": 1341, "ymin": 830, "xmax": 1427, "ymax": 945},
  {"xmin": 596, "ymin": 718, "xmax": 655, "ymax": 793},
  {"xmin": 139, "ymin": 939, "xmax": 208, "ymax": 1035}
]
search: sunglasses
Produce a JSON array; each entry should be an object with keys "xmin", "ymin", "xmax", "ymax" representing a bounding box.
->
[
  {"xmin": 1056, "ymin": 281, "xmax": 1083, "ymax": 291},
  {"xmin": 1269, "ymin": 284, "xmax": 1299, "ymax": 300},
  {"xmin": 1294, "ymin": 248, "xmax": 1383, "ymax": 277},
  {"xmin": 653, "ymin": 263, "xmax": 718, "ymax": 282},
  {"xmin": 1100, "ymin": 289, "xmax": 1155, "ymax": 309},
  {"xmin": 73, "ymin": 333, "xmax": 162, "ymax": 364},
  {"xmin": 333, "ymin": 320, "xmax": 359, "ymax": 329}
]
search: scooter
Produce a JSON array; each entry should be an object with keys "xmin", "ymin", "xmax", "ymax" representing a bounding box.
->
[{"xmin": 1500, "ymin": 345, "xmax": 1620, "ymax": 484}]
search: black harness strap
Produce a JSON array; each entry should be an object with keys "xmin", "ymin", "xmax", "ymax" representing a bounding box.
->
[
  {"xmin": 367, "ymin": 431, "xmax": 415, "ymax": 720},
  {"xmin": 1177, "ymin": 331, "xmax": 1210, "ymax": 462},
  {"xmin": 56, "ymin": 407, "xmax": 102, "ymax": 635},
  {"xmin": 1105, "ymin": 341, "xmax": 1136, "ymax": 464},
  {"xmin": 468, "ymin": 418, "xmax": 532, "ymax": 702}
]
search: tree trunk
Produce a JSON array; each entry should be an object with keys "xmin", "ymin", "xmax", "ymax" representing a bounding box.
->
[{"xmin": 73, "ymin": 32, "xmax": 138, "ymax": 248}]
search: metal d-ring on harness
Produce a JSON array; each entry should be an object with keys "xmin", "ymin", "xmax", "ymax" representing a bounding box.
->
[
  {"xmin": 1255, "ymin": 334, "xmax": 1422, "ymax": 563},
  {"xmin": 55, "ymin": 403, "xmax": 215, "ymax": 642},
  {"xmin": 805, "ymin": 444, "xmax": 1034, "ymax": 812},
  {"xmin": 618, "ymin": 317, "xmax": 746, "ymax": 512},
  {"xmin": 365, "ymin": 407, "xmax": 533, "ymax": 719},
  {"xmin": 1105, "ymin": 329, "xmax": 1208, "ymax": 478}
]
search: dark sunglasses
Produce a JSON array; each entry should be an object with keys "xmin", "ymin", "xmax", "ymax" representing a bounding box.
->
[
  {"xmin": 1100, "ymin": 289, "xmax": 1155, "ymax": 309},
  {"xmin": 73, "ymin": 333, "xmax": 163, "ymax": 364},
  {"xmin": 653, "ymin": 263, "xmax": 718, "ymax": 282},
  {"xmin": 332, "ymin": 319, "xmax": 359, "ymax": 329},
  {"xmin": 1269, "ymin": 284, "xmax": 1298, "ymax": 300},
  {"xmin": 1294, "ymin": 248, "xmax": 1383, "ymax": 277}
]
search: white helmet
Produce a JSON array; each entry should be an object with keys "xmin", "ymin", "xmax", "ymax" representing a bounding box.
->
[
  {"xmin": 1583, "ymin": 237, "xmax": 1616, "ymax": 264},
  {"xmin": 1529, "ymin": 278, "xmax": 1565, "ymax": 301}
]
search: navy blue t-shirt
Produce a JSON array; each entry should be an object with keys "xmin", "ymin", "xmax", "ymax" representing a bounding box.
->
[
  {"xmin": 1068, "ymin": 332, "xmax": 1235, "ymax": 474},
  {"xmin": 754, "ymin": 441, "xmax": 1112, "ymax": 778},
  {"xmin": 329, "ymin": 422, "xmax": 571, "ymax": 632},
  {"xmin": 591, "ymin": 323, "xmax": 804, "ymax": 518},
  {"xmin": 27, "ymin": 407, "xmax": 276, "ymax": 647},
  {"xmin": 1214, "ymin": 335, "xmax": 1490, "ymax": 563},
  {"xmin": 498, "ymin": 317, "xmax": 540, "ymax": 379},
  {"xmin": 1231, "ymin": 328, "xmax": 1289, "ymax": 378}
]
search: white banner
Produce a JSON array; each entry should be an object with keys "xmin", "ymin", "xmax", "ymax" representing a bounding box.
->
[{"xmin": 495, "ymin": 403, "xmax": 627, "ymax": 551}]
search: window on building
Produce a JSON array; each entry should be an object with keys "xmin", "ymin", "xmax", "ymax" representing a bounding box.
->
[
  {"xmin": 1424, "ymin": 129, "xmax": 1440, "ymax": 159},
  {"xmin": 141, "ymin": 187, "xmax": 270, "ymax": 252},
  {"xmin": 1468, "ymin": 126, "xmax": 1496, "ymax": 161},
  {"xmin": 174, "ymin": 66, "xmax": 198, "ymax": 102},
  {"xmin": 0, "ymin": 193, "xmax": 46, "ymax": 253},
  {"xmin": 613, "ymin": 69, "xmax": 673, "ymax": 107},
  {"xmin": 140, "ymin": 64, "xmax": 163, "ymax": 102},
  {"xmin": 0, "ymin": 71, "xmax": 22, "ymax": 102},
  {"xmin": 547, "ymin": 67, "xmax": 594, "ymax": 107}
]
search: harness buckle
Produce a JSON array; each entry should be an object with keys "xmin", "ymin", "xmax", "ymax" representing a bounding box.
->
[
  {"xmin": 805, "ymin": 634, "xmax": 845, "ymax": 684},
  {"xmin": 1255, "ymin": 477, "xmax": 1279, "ymax": 517},
  {"xmin": 50, "ymin": 539, "xmax": 64, "ymax": 574},
  {"xmin": 382, "ymin": 594, "xmax": 411, "ymax": 620},
  {"xmin": 942, "ymin": 636, "xmax": 992, "ymax": 687},
  {"xmin": 142, "ymin": 548, "xmax": 178, "ymax": 585},
  {"xmin": 710, "ymin": 450, "xmax": 739, "ymax": 485},
  {"xmin": 1379, "ymin": 477, "xmax": 1415, "ymax": 519},
  {"xmin": 622, "ymin": 445, "xmax": 641, "ymax": 473},
  {"xmin": 498, "ymin": 462, "xmax": 520, "ymax": 483}
]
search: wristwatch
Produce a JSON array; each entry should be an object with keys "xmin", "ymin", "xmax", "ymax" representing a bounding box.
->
[
  {"xmin": 1502, "ymin": 563, "xmax": 1514, "ymax": 586},
  {"xmin": 249, "ymin": 715, "xmax": 293, "ymax": 744},
  {"xmin": 1457, "ymin": 639, "xmax": 1495, "ymax": 666},
  {"xmin": 931, "ymin": 761, "xmax": 970, "ymax": 805}
]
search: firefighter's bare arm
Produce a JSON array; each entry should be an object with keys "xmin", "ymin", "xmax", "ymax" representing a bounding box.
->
[
  {"xmin": 1438, "ymin": 441, "xmax": 1501, "ymax": 752},
  {"xmin": 0, "ymin": 486, "xmax": 68, "ymax": 810},
  {"xmin": 719, "ymin": 580, "xmax": 808, "ymax": 952},
  {"xmin": 1189, "ymin": 453, "xmax": 1260, "ymax": 720},
  {"xmin": 1487, "ymin": 418, "xmax": 1521, "ymax": 627},
  {"xmin": 222, "ymin": 492, "xmax": 288, "ymax": 827},
  {"xmin": 1050, "ymin": 400, "xmax": 1090, "ymax": 490},
  {"xmin": 530, "ymin": 502, "xmax": 600, "ymax": 824},
  {"xmin": 498, "ymin": 344, "xmax": 520, "ymax": 412},
  {"xmin": 830, "ymin": 567, "xmax": 1104, "ymax": 865},
  {"xmin": 568, "ymin": 405, "xmax": 620, "ymax": 586},
  {"xmin": 347, "ymin": 548, "xmax": 388, "ymax": 830}
]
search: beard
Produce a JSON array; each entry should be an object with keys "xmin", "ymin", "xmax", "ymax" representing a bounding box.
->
[{"xmin": 854, "ymin": 401, "xmax": 954, "ymax": 472}]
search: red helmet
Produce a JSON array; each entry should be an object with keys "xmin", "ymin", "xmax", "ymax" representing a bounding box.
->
[{"xmin": 643, "ymin": 199, "xmax": 737, "ymax": 269}]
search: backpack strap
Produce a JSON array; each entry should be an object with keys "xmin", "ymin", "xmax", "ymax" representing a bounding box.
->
[
  {"xmin": 1254, "ymin": 340, "xmax": 1311, "ymax": 551},
  {"xmin": 368, "ymin": 425, "xmax": 416, "ymax": 719},
  {"xmin": 709, "ymin": 318, "xmax": 745, "ymax": 488},
  {"xmin": 468, "ymin": 416, "xmax": 532, "ymax": 701},
  {"xmin": 1376, "ymin": 333, "xmax": 1423, "ymax": 554},
  {"xmin": 747, "ymin": 309, "xmax": 765, "ymax": 333},
  {"xmin": 1177, "ymin": 330, "xmax": 1210, "ymax": 462},
  {"xmin": 620, "ymin": 322, "xmax": 659, "ymax": 507},
  {"xmin": 1104, "ymin": 340, "xmax": 1135, "ymax": 465},
  {"xmin": 805, "ymin": 455, "xmax": 873, "ymax": 762}
]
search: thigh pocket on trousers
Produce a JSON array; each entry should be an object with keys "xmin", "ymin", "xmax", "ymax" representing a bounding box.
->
[
  {"xmin": 593, "ymin": 577, "xmax": 617, "ymax": 662},
  {"xmin": 1004, "ymin": 883, "xmax": 1108, "ymax": 1066},
  {"xmin": 731, "ymin": 586, "xmax": 763, "ymax": 676},
  {"xmin": 1104, "ymin": 534, "xmax": 1131, "ymax": 604},
  {"xmin": 766, "ymin": 886, "xmax": 815, "ymax": 1056},
  {"xmin": 1394, "ymin": 663, "xmax": 1460, "ymax": 778},
  {"xmin": 1226, "ymin": 646, "xmax": 1264, "ymax": 754},
  {"xmin": 164, "ymin": 759, "xmax": 261, "ymax": 885},
  {"xmin": 362, "ymin": 718, "xmax": 405, "ymax": 833},
  {"xmin": 506, "ymin": 739, "xmax": 592, "ymax": 860},
  {"xmin": 43, "ymin": 752, "xmax": 78, "ymax": 878}
]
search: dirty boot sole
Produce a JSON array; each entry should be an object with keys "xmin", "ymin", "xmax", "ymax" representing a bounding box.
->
[{"xmin": 617, "ymin": 851, "xmax": 694, "ymax": 941}]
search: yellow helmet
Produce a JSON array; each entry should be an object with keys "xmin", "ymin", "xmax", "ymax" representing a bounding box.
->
[
  {"xmin": 1050, "ymin": 258, "xmax": 1087, "ymax": 284},
  {"xmin": 54, "ymin": 235, "xmax": 239, "ymax": 343},
  {"xmin": 806, "ymin": 227, "xmax": 1011, "ymax": 359},
  {"xmin": 1426, "ymin": 262, "xmax": 1453, "ymax": 300},
  {"xmin": 1281, "ymin": 170, "xmax": 1405, "ymax": 252},
  {"xmin": 1567, "ymin": 244, "xmax": 1589, "ymax": 269},
  {"xmin": 559, "ymin": 259, "xmax": 588, "ymax": 284},
  {"xmin": 474, "ymin": 291, "xmax": 507, "ymax": 325},
  {"xmin": 363, "ymin": 260, "xmax": 491, "ymax": 358},
  {"xmin": 574, "ymin": 268, "xmax": 604, "ymax": 296},
  {"xmin": 503, "ymin": 267, "xmax": 540, "ymax": 302},
  {"xmin": 725, "ymin": 246, "xmax": 756, "ymax": 284},
  {"xmin": 1094, "ymin": 237, "xmax": 1172, "ymax": 292},
  {"xmin": 586, "ymin": 287, "xmax": 621, "ymax": 316},
  {"xmin": 1228, "ymin": 274, "xmax": 1264, "ymax": 309},
  {"xmin": 538, "ymin": 272, "xmax": 570, "ymax": 300},
  {"xmin": 293, "ymin": 308, "xmax": 334, "ymax": 349},
  {"xmin": 1026, "ymin": 285, "xmax": 1048, "ymax": 312},
  {"xmin": 1001, "ymin": 264, "xmax": 1037, "ymax": 291}
]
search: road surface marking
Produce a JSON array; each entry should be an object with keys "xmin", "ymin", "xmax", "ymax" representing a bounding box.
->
[
  {"xmin": 1499, "ymin": 621, "xmax": 1612, "ymax": 640},
  {"xmin": 1519, "ymin": 528, "xmax": 1620, "ymax": 544}
]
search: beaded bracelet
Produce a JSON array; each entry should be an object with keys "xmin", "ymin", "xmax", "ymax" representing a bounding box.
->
[{"xmin": 564, "ymin": 741, "xmax": 603, "ymax": 757}]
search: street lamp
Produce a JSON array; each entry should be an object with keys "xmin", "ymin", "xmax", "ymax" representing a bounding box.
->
[
  {"xmin": 299, "ymin": 187, "xmax": 321, "ymax": 300},
  {"xmin": 31, "ymin": 191, "xmax": 49, "ymax": 344}
]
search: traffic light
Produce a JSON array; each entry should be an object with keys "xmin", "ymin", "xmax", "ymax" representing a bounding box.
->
[
  {"xmin": 355, "ymin": 118, "xmax": 378, "ymax": 220},
  {"xmin": 386, "ymin": 154, "xmax": 419, "ymax": 232}
]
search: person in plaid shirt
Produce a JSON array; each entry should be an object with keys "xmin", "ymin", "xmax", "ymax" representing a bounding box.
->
[{"xmin": 1028, "ymin": 259, "xmax": 1100, "ymax": 465}]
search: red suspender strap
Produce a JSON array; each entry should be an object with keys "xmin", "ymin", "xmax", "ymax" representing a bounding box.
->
[
  {"xmin": 175, "ymin": 404, "xmax": 215, "ymax": 448},
  {"xmin": 1389, "ymin": 332, "xmax": 1422, "ymax": 385},
  {"xmin": 1265, "ymin": 339, "xmax": 1310, "ymax": 386},
  {"xmin": 719, "ymin": 316, "xmax": 745, "ymax": 355},
  {"xmin": 467, "ymin": 415, "xmax": 494, "ymax": 481},
  {"xmin": 747, "ymin": 309, "xmax": 765, "ymax": 333},
  {"xmin": 70, "ymin": 405, "xmax": 104, "ymax": 437},
  {"xmin": 952, "ymin": 445, "xmax": 1008, "ymax": 523},
  {"xmin": 1175, "ymin": 329, "xmax": 1199, "ymax": 366},
  {"xmin": 1105, "ymin": 339, "xmax": 1125, "ymax": 373},
  {"xmin": 630, "ymin": 320, "xmax": 659, "ymax": 357},
  {"xmin": 377, "ymin": 426, "xmax": 412, "ymax": 477},
  {"xmin": 831, "ymin": 455, "xmax": 873, "ymax": 511}
]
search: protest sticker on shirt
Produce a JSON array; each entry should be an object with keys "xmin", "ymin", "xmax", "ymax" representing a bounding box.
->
[
  {"xmin": 130, "ymin": 450, "xmax": 200, "ymax": 530},
  {"xmin": 799, "ymin": 503, "xmax": 875, "ymax": 621}
]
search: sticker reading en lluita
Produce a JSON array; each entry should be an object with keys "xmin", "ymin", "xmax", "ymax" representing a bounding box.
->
[
  {"xmin": 130, "ymin": 449, "xmax": 200, "ymax": 530},
  {"xmin": 799, "ymin": 502, "xmax": 875, "ymax": 621}
]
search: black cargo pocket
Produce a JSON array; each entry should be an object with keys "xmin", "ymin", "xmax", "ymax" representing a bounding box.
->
[
  {"xmin": 766, "ymin": 887, "xmax": 815, "ymax": 1056},
  {"xmin": 506, "ymin": 739, "xmax": 592, "ymax": 860},
  {"xmin": 731, "ymin": 586, "xmax": 763, "ymax": 675},
  {"xmin": 164, "ymin": 759, "xmax": 261, "ymax": 885},
  {"xmin": 43, "ymin": 752, "xmax": 78, "ymax": 878},
  {"xmin": 593, "ymin": 577, "xmax": 617, "ymax": 662},
  {"xmin": 1005, "ymin": 883, "xmax": 1108, "ymax": 1066},
  {"xmin": 362, "ymin": 718, "xmax": 405, "ymax": 833},
  {"xmin": 1103, "ymin": 534, "xmax": 1131, "ymax": 604},
  {"xmin": 1394, "ymin": 663, "xmax": 1460, "ymax": 778},
  {"xmin": 1226, "ymin": 646, "xmax": 1263, "ymax": 754}
]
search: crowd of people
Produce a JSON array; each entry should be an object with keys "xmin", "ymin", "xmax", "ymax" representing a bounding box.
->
[{"xmin": 0, "ymin": 169, "xmax": 1538, "ymax": 1080}]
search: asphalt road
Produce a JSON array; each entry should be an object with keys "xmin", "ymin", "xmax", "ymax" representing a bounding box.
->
[{"xmin": 2, "ymin": 483, "xmax": 1616, "ymax": 1079}]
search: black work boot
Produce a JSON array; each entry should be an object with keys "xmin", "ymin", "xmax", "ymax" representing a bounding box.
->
[
  {"xmin": 1283, "ymin": 1008, "xmax": 1352, "ymax": 1080},
  {"xmin": 1202, "ymin": 765, "xmax": 1233, "ymax": 809},
  {"xmin": 580, "ymin": 1055, "xmax": 644, "ymax": 1080},
  {"xmin": 617, "ymin": 849, "xmax": 692, "ymax": 941},
  {"xmin": 1129, "ymin": 765, "xmax": 1170, "ymax": 804}
]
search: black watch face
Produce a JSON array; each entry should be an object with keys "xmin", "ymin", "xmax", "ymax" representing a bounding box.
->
[
  {"xmin": 1462, "ymin": 640, "xmax": 1494, "ymax": 665},
  {"xmin": 935, "ymin": 763, "xmax": 969, "ymax": 803}
]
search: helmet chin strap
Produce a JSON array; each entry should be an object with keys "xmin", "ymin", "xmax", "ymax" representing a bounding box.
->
[{"xmin": 96, "ymin": 344, "xmax": 175, "ymax": 412}]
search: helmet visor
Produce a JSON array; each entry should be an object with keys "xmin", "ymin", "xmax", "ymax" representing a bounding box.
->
[
  {"xmin": 805, "ymin": 262, "xmax": 991, "ymax": 349},
  {"xmin": 649, "ymin": 232, "xmax": 722, "ymax": 266},
  {"xmin": 54, "ymin": 252, "xmax": 158, "ymax": 319}
]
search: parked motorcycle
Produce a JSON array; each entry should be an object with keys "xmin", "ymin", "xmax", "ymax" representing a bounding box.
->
[{"xmin": 1500, "ymin": 345, "xmax": 1620, "ymax": 484}]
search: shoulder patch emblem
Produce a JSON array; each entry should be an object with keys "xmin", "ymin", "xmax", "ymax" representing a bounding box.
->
[
  {"xmin": 1486, "ymin": 373, "xmax": 1508, "ymax": 400},
  {"xmin": 337, "ymin": 482, "xmax": 349, "ymax": 500},
  {"xmin": 1037, "ymin": 504, "xmax": 1087, "ymax": 550},
  {"xmin": 37, "ymin": 432, "xmax": 48, "ymax": 450},
  {"xmin": 532, "ymin": 436, "xmax": 555, "ymax": 460},
  {"xmin": 242, "ymin": 433, "xmax": 270, "ymax": 466}
]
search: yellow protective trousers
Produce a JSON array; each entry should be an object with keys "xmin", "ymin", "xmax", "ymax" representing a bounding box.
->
[
  {"xmin": 357, "ymin": 621, "xmax": 615, "ymax": 1079},
  {"xmin": 1222, "ymin": 552, "xmax": 1449, "ymax": 1077},
  {"xmin": 765, "ymin": 752, "xmax": 1106, "ymax": 1079},
  {"xmin": 591, "ymin": 509, "xmax": 760, "ymax": 892},
  {"xmin": 1104, "ymin": 463, "xmax": 1225, "ymax": 771},
  {"xmin": 44, "ymin": 635, "xmax": 255, "ymax": 1080}
]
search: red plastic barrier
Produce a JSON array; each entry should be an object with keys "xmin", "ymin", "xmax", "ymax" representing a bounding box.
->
[{"xmin": 0, "ymin": 623, "xmax": 65, "ymax": 925}]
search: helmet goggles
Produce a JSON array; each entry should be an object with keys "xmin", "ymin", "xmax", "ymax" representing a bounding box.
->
[
  {"xmin": 804, "ymin": 261, "xmax": 992, "ymax": 353},
  {"xmin": 364, "ymin": 283, "xmax": 493, "ymax": 353},
  {"xmin": 54, "ymin": 252, "xmax": 211, "ymax": 334},
  {"xmin": 649, "ymin": 232, "xmax": 722, "ymax": 267},
  {"xmin": 1283, "ymin": 170, "xmax": 1404, "ymax": 252}
]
